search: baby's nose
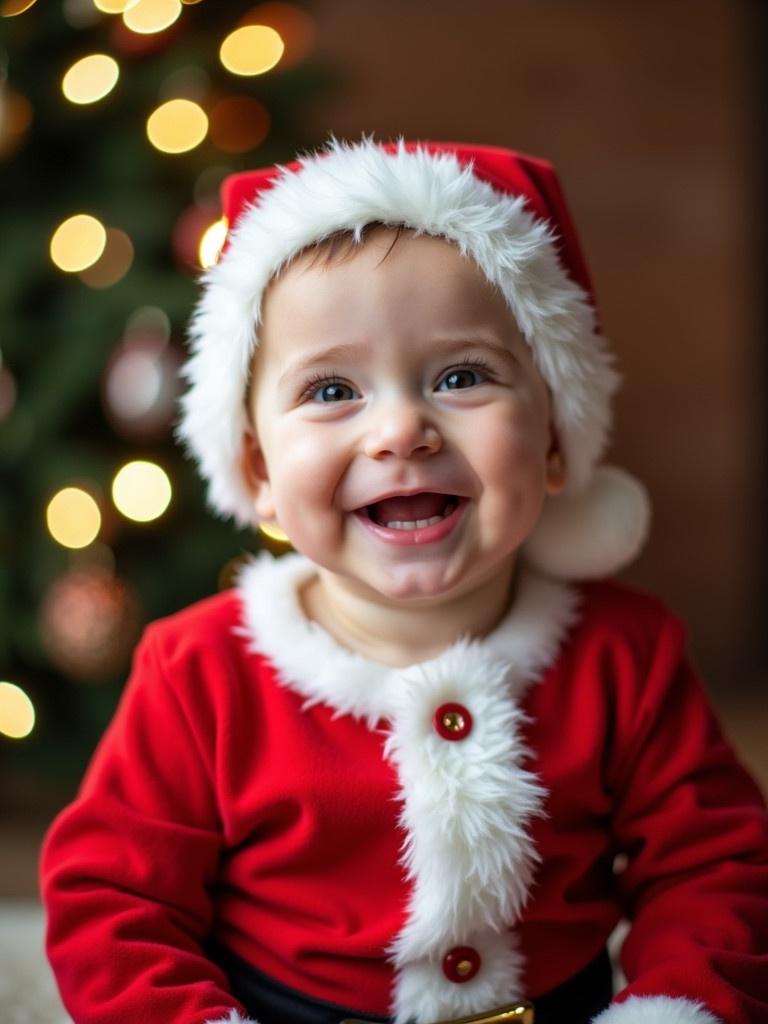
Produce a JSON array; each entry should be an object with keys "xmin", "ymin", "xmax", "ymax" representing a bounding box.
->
[{"xmin": 363, "ymin": 403, "xmax": 442, "ymax": 460}]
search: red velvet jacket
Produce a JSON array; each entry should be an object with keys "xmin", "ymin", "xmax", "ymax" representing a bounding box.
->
[{"xmin": 40, "ymin": 555, "xmax": 768, "ymax": 1024}]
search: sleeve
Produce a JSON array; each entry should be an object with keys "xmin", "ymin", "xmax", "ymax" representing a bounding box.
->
[
  {"xmin": 596, "ymin": 613, "xmax": 768, "ymax": 1024},
  {"xmin": 39, "ymin": 626, "xmax": 258, "ymax": 1024}
]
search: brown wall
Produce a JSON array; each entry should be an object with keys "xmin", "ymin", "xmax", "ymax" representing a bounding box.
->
[{"xmin": 299, "ymin": 0, "xmax": 764, "ymax": 688}]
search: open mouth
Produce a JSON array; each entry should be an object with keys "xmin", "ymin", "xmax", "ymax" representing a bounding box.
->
[{"xmin": 363, "ymin": 493, "xmax": 459, "ymax": 531}]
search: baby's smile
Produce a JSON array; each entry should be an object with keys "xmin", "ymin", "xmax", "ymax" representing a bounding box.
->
[{"xmin": 363, "ymin": 492, "xmax": 459, "ymax": 530}]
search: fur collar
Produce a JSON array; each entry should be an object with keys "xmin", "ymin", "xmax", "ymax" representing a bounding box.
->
[{"xmin": 235, "ymin": 552, "xmax": 579, "ymax": 726}]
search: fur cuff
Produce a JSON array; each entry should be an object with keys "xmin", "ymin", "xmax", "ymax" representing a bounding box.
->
[
  {"xmin": 205, "ymin": 1011, "xmax": 259, "ymax": 1024},
  {"xmin": 592, "ymin": 995, "xmax": 722, "ymax": 1024},
  {"xmin": 523, "ymin": 465, "xmax": 650, "ymax": 579}
]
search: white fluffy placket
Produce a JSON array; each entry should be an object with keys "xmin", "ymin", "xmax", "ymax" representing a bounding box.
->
[
  {"xmin": 384, "ymin": 644, "xmax": 545, "ymax": 1022},
  {"xmin": 236, "ymin": 553, "xmax": 578, "ymax": 1022}
]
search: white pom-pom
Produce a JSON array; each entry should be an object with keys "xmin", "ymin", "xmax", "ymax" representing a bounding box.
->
[
  {"xmin": 523, "ymin": 465, "xmax": 651, "ymax": 580},
  {"xmin": 592, "ymin": 995, "xmax": 722, "ymax": 1024}
]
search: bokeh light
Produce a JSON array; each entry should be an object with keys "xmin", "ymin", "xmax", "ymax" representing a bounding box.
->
[
  {"xmin": 146, "ymin": 98, "xmax": 208, "ymax": 153},
  {"xmin": 125, "ymin": 305, "xmax": 171, "ymax": 342},
  {"xmin": 112, "ymin": 460, "xmax": 172, "ymax": 522},
  {"xmin": 240, "ymin": 3, "xmax": 315, "ymax": 69},
  {"xmin": 219, "ymin": 25, "xmax": 284, "ymax": 76},
  {"xmin": 209, "ymin": 95, "xmax": 270, "ymax": 154},
  {"xmin": 123, "ymin": 0, "xmax": 181, "ymax": 33},
  {"xmin": 158, "ymin": 65, "xmax": 210, "ymax": 103},
  {"xmin": 46, "ymin": 487, "xmax": 102, "ymax": 549},
  {"xmin": 0, "ymin": 0, "xmax": 38, "ymax": 15},
  {"xmin": 105, "ymin": 345, "xmax": 163, "ymax": 420},
  {"xmin": 199, "ymin": 217, "xmax": 227, "ymax": 268},
  {"xmin": 64, "ymin": 0, "xmax": 103, "ymax": 27},
  {"xmin": 50, "ymin": 214, "xmax": 107, "ymax": 273},
  {"xmin": 79, "ymin": 227, "xmax": 134, "ymax": 288},
  {"xmin": 0, "ymin": 363, "xmax": 17, "ymax": 422},
  {"xmin": 62, "ymin": 54, "xmax": 120, "ymax": 105},
  {"xmin": 93, "ymin": 0, "xmax": 140, "ymax": 11},
  {"xmin": 259, "ymin": 522, "xmax": 291, "ymax": 544},
  {"xmin": 0, "ymin": 682, "xmax": 35, "ymax": 740},
  {"xmin": 0, "ymin": 88, "xmax": 33, "ymax": 159}
]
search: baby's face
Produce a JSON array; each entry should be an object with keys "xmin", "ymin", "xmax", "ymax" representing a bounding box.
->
[{"xmin": 246, "ymin": 229, "xmax": 564, "ymax": 606}]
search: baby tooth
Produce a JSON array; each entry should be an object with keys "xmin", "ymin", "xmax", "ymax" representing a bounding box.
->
[{"xmin": 384, "ymin": 513, "xmax": 446, "ymax": 530}]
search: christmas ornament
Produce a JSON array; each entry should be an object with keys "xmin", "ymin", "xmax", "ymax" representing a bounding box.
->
[
  {"xmin": 102, "ymin": 325, "xmax": 181, "ymax": 441},
  {"xmin": 39, "ymin": 566, "xmax": 141, "ymax": 681}
]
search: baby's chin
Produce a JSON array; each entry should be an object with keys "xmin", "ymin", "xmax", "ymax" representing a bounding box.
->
[{"xmin": 334, "ymin": 561, "xmax": 492, "ymax": 608}]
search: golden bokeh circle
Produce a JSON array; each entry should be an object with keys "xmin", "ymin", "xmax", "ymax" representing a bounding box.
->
[
  {"xmin": 146, "ymin": 98, "xmax": 208, "ymax": 153},
  {"xmin": 46, "ymin": 487, "xmax": 102, "ymax": 549},
  {"xmin": 62, "ymin": 54, "xmax": 120, "ymax": 105},
  {"xmin": 219, "ymin": 25, "xmax": 284, "ymax": 76},
  {"xmin": 50, "ymin": 214, "xmax": 107, "ymax": 273}
]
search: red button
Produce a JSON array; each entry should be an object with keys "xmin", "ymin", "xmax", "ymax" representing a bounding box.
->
[
  {"xmin": 442, "ymin": 945, "xmax": 481, "ymax": 983},
  {"xmin": 433, "ymin": 702, "xmax": 473, "ymax": 741}
]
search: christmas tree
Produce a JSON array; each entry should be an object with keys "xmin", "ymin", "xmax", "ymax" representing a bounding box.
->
[{"xmin": 0, "ymin": 0, "xmax": 327, "ymax": 785}]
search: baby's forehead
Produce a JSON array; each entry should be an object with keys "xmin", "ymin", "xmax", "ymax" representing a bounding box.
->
[{"xmin": 265, "ymin": 229, "xmax": 512, "ymax": 322}]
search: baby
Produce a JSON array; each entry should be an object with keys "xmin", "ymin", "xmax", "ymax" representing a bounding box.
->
[{"xmin": 40, "ymin": 139, "xmax": 768, "ymax": 1024}]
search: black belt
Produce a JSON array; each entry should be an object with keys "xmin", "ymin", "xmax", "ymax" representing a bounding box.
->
[{"xmin": 206, "ymin": 938, "xmax": 613, "ymax": 1024}]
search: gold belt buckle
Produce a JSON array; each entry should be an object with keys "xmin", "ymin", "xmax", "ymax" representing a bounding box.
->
[{"xmin": 342, "ymin": 1002, "xmax": 534, "ymax": 1024}]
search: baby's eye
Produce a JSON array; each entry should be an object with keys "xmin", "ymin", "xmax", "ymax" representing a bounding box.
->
[
  {"xmin": 436, "ymin": 365, "xmax": 486, "ymax": 391},
  {"xmin": 308, "ymin": 380, "xmax": 359, "ymax": 403}
]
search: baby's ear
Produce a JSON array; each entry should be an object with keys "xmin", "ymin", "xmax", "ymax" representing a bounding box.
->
[
  {"xmin": 545, "ymin": 428, "xmax": 567, "ymax": 496},
  {"xmin": 241, "ymin": 428, "xmax": 277, "ymax": 520}
]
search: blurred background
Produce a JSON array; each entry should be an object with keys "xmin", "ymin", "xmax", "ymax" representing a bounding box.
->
[{"xmin": 0, "ymin": 0, "xmax": 766, "ymax": 1015}]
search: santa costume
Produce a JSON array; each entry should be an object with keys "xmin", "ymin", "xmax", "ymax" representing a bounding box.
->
[{"xmin": 40, "ymin": 139, "xmax": 768, "ymax": 1024}]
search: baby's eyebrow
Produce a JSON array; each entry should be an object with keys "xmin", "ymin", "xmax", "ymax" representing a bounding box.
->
[
  {"xmin": 278, "ymin": 335, "xmax": 520, "ymax": 388},
  {"xmin": 278, "ymin": 342, "xmax": 364, "ymax": 388}
]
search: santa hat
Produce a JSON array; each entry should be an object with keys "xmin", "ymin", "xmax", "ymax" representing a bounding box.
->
[{"xmin": 178, "ymin": 137, "xmax": 650, "ymax": 580}]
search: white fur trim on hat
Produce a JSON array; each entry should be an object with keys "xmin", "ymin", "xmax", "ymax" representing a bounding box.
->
[
  {"xmin": 592, "ymin": 995, "xmax": 722, "ymax": 1024},
  {"xmin": 179, "ymin": 136, "xmax": 647, "ymax": 579}
]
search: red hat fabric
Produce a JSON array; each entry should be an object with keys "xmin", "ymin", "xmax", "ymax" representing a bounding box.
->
[{"xmin": 221, "ymin": 142, "xmax": 596, "ymax": 308}]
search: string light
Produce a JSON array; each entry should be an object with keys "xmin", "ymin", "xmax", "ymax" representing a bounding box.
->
[
  {"xmin": 46, "ymin": 487, "xmax": 102, "ymax": 549},
  {"xmin": 146, "ymin": 98, "xmax": 208, "ymax": 153},
  {"xmin": 0, "ymin": 682, "xmax": 35, "ymax": 740},
  {"xmin": 219, "ymin": 25, "xmax": 284, "ymax": 76},
  {"xmin": 50, "ymin": 214, "xmax": 107, "ymax": 273},
  {"xmin": 199, "ymin": 217, "xmax": 227, "ymax": 268},
  {"xmin": 123, "ymin": 0, "xmax": 181, "ymax": 34},
  {"xmin": 62, "ymin": 54, "xmax": 120, "ymax": 105},
  {"xmin": 112, "ymin": 460, "xmax": 172, "ymax": 522}
]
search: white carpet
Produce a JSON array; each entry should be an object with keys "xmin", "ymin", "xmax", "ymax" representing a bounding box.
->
[{"xmin": 0, "ymin": 902, "xmax": 72, "ymax": 1024}]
